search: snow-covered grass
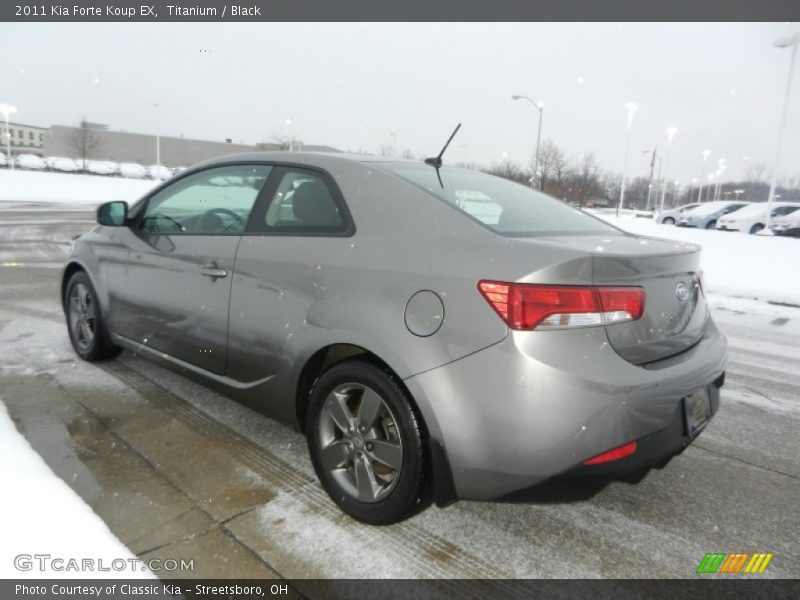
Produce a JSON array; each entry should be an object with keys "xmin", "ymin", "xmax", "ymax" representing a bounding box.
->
[
  {"xmin": 0, "ymin": 169, "xmax": 158, "ymax": 205},
  {"xmin": 598, "ymin": 215, "xmax": 800, "ymax": 306},
  {"xmin": 0, "ymin": 402, "xmax": 149, "ymax": 578}
]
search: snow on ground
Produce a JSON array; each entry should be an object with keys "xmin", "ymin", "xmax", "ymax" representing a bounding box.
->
[
  {"xmin": 0, "ymin": 401, "xmax": 150, "ymax": 578},
  {"xmin": 0, "ymin": 169, "xmax": 158, "ymax": 205},
  {"xmin": 598, "ymin": 214, "xmax": 800, "ymax": 306}
]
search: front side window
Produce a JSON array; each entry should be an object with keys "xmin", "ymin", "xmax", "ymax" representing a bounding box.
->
[
  {"xmin": 381, "ymin": 163, "xmax": 619, "ymax": 236},
  {"xmin": 263, "ymin": 169, "xmax": 346, "ymax": 232},
  {"xmin": 141, "ymin": 164, "xmax": 271, "ymax": 234}
]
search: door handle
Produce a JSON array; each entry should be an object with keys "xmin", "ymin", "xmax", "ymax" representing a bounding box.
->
[{"xmin": 200, "ymin": 261, "xmax": 228, "ymax": 280}]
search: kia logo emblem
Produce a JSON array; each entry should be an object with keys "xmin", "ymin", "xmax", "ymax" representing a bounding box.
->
[{"xmin": 675, "ymin": 282, "xmax": 690, "ymax": 302}]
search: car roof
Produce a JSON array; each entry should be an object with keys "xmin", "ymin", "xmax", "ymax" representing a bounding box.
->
[{"xmin": 192, "ymin": 151, "xmax": 420, "ymax": 169}]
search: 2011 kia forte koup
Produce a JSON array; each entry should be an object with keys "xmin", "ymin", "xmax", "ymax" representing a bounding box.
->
[{"xmin": 62, "ymin": 152, "xmax": 726, "ymax": 525}]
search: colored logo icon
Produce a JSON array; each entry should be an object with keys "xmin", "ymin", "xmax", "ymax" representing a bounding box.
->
[{"xmin": 696, "ymin": 552, "xmax": 773, "ymax": 574}]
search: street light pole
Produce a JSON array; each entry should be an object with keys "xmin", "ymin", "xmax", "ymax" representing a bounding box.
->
[
  {"xmin": 658, "ymin": 126, "xmax": 678, "ymax": 215},
  {"xmin": 765, "ymin": 32, "xmax": 800, "ymax": 231},
  {"xmin": 0, "ymin": 103, "xmax": 18, "ymax": 169},
  {"xmin": 617, "ymin": 101, "xmax": 639, "ymax": 217},
  {"xmin": 698, "ymin": 149, "xmax": 711, "ymax": 202},
  {"xmin": 511, "ymin": 95, "xmax": 544, "ymax": 189},
  {"xmin": 153, "ymin": 103, "xmax": 160, "ymax": 166}
]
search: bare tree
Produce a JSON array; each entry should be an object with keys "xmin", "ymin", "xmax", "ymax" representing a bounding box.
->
[
  {"xmin": 601, "ymin": 171, "xmax": 623, "ymax": 206},
  {"xmin": 484, "ymin": 159, "xmax": 530, "ymax": 185},
  {"xmin": 68, "ymin": 119, "xmax": 102, "ymax": 171},
  {"xmin": 535, "ymin": 139, "xmax": 567, "ymax": 194},
  {"xmin": 571, "ymin": 153, "xmax": 601, "ymax": 207},
  {"xmin": 269, "ymin": 130, "xmax": 302, "ymax": 151},
  {"xmin": 379, "ymin": 144, "xmax": 395, "ymax": 157},
  {"xmin": 401, "ymin": 148, "xmax": 416, "ymax": 160}
]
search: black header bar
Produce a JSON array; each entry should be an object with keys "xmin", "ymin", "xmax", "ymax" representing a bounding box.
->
[{"xmin": 2, "ymin": 0, "xmax": 800, "ymax": 22}]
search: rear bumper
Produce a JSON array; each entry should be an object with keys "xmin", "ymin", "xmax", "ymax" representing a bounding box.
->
[
  {"xmin": 404, "ymin": 317, "xmax": 727, "ymax": 501},
  {"xmin": 564, "ymin": 376, "xmax": 722, "ymax": 478}
]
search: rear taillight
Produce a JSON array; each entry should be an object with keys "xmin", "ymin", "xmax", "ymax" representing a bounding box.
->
[{"xmin": 477, "ymin": 281, "xmax": 645, "ymax": 330}]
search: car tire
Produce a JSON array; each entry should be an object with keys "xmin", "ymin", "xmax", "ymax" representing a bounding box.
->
[
  {"xmin": 706, "ymin": 220, "xmax": 717, "ymax": 230},
  {"xmin": 306, "ymin": 358, "xmax": 431, "ymax": 525},
  {"xmin": 65, "ymin": 271, "xmax": 122, "ymax": 362},
  {"xmin": 750, "ymin": 223, "xmax": 764, "ymax": 234},
  {"xmin": 662, "ymin": 217, "xmax": 675, "ymax": 225}
]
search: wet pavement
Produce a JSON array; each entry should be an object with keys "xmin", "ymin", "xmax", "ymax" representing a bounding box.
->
[{"xmin": 0, "ymin": 201, "xmax": 798, "ymax": 582}]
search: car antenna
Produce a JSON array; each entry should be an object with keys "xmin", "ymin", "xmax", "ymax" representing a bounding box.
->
[{"xmin": 424, "ymin": 123, "xmax": 461, "ymax": 188}]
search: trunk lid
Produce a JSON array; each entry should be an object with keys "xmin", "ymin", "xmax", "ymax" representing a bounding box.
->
[{"xmin": 533, "ymin": 233, "xmax": 707, "ymax": 364}]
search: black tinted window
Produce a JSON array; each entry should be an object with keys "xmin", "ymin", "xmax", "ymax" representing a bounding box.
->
[
  {"xmin": 264, "ymin": 170, "xmax": 345, "ymax": 231},
  {"xmin": 381, "ymin": 163, "xmax": 618, "ymax": 236}
]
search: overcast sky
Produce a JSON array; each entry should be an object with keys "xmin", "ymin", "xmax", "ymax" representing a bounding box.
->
[{"xmin": 1, "ymin": 22, "xmax": 799, "ymax": 183}]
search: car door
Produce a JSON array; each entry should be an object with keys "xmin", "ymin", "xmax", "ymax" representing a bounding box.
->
[
  {"xmin": 111, "ymin": 163, "xmax": 272, "ymax": 374},
  {"xmin": 225, "ymin": 166, "xmax": 354, "ymax": 389}
]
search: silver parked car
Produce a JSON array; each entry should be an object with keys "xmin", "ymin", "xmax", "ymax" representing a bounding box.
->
[
  {"xmin": 676, "ymin": 200, "xmax": 750, "ymax": 229},
  {"xmin": 656, "ymin": 202, "xmax": 700, "ymax": 225},
  {"xmin": 62, "ymin": 152, "xmax": 727, "ymax": 524}
]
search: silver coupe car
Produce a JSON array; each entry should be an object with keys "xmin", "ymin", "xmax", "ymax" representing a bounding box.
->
[{"xmin": 62, "ymin": 152, "xmax": 727, "ymax": 524}]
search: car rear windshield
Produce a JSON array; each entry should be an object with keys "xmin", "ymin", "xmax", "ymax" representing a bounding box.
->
[{"xmin": 381, "ymin": 163, "xmax": 619, "ymax": 236}]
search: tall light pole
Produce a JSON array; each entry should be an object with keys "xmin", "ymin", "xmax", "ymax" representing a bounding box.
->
[
  {"xmin": 285, "ymin": 117, "xmax": 294, "ymax": 151},
  {"xmin": 658, "ymin": 126, "xmax": 678, "ymax": 214},
  {"xmin": 511, "ymin": 95, "xmax": 544, "ymax": 189},
  {"xmin": 643, "ymin": 147, "xmax": 657, "ymax": 210},
  {"xmin": 689, "ymin": 178, "xmax": 697, "ymax": 204},
  {"xmin": 706, "ymin": 172, "xmax": 716, "ymax": 202},
  {"xmin": 713, "ymin": 159, "xmax": 726, "ymax": 201},
  {"xmin": 153, "ymin": 103, "xmax": 161, "ymax": 166},
  {"xmin": 0, "ymin": 103, "xmax": 18, "ymax": 169},
  {"xmin": 698, "ymin": 149, "xmax": 711, "ymax": 201},
  {"xmin": 389, "ymin": 131, "xmax": 397, "ymax": 156},
  {"xmin": 617, "ymin": 101, "xmax": 639, "ymax": 217},
  {"xmin": 765, "ymin": 32, "xmax": 800, "ymax": 231}
]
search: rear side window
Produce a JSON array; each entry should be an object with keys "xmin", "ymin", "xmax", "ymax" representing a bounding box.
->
[
  {"xmin": 381, "ymin": 163, "xmax": 619, "ymax": 236},
  {"xmin": 263, "ymin": 169, "xmax": 347, "ymax": 232}
]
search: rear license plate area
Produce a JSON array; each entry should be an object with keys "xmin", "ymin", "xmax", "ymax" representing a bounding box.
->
[{"xmin": 684, "ymin": 388, "xmax": 711, "ymax": 436}]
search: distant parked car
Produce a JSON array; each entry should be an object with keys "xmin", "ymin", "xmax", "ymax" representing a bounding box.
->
[
  {"xmin": 86, "ymin": 160, "xmax": 119, "ymax": 176},
  {"xmin": 656, "ymin": 203, "xmax": 700, "ymax": 225},
  {"xmin": 770, "ymin": 213, "xmax": 800, "ymax": 237},
  {"xmin": 147, "ymin": 164, "xmax": 172, "ymax": 180},
  {"xmin": 16, "ymin": 154, "xmax": 47, "ymax": 170},
  {"xmin": 716, "ymin": 202, "xmax": 800, "ymax": 234},
  {"xmin": 119, "ymin": 163, "xmax": 148, "ymax": 179},
  {"xmin": 677, "ymin": 201, "xmax": 750, "ymax": 230},
  {"xmin": 47, "ymin": 157, "xmax": 80, "ymax": 173}
]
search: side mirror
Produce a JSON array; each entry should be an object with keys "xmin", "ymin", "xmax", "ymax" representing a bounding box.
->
[{"xmin": 97, "ymin": 201, "xmax": 128, "ymax": 226}]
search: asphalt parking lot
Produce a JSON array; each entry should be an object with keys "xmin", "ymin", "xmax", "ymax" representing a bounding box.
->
[{"xmin": 0, "ymin": 202, "xmax": 798, "ymax": 584}]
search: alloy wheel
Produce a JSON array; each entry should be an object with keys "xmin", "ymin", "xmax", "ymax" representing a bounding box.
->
[
  {"xmin": 68, "ymin": 283, "xmax": 96, "ymax": 351},
  {"xmin": 317, "ymin": 382, "xmax": 403, "ymax": 503}
]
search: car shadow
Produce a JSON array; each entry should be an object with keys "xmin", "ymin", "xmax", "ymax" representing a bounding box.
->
[{"xmin": 496, "ymin": 468, "xmax": 653, "ymax": 504}]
